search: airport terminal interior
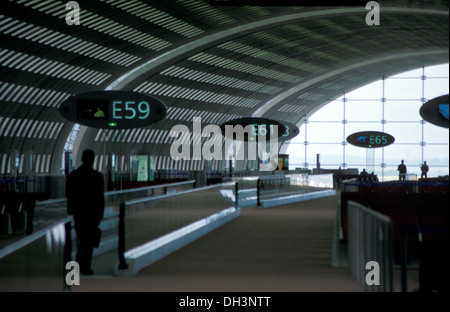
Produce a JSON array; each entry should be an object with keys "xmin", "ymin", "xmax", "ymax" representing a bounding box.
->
[{"xmin": 0, "ymin": 0, "xmax": 449, "ymax": 294}]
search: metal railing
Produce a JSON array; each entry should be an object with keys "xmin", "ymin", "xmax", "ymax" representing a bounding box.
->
[
  {"xmin": 115, "ymin": 182, "xmax": 238, "ymax": 275},
  {"xmin": 347, "ymin": 200, "xmax": 394, "ymax": 292},
  {"xmin": 0, "ymin": 180, "xmax": 196, "ymax": 291},
  {"xmin": 229, "ymin": 173, "xmax": 334, "ymax": 208}
]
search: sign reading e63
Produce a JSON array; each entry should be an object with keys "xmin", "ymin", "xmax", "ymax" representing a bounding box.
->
[
  {"xmin": 59, "ymin": 91, "xmax": 166, "ymax": 129},
  {"xmin": 346, "ymin": 131, "xmax": 395, "ymax": 148}
]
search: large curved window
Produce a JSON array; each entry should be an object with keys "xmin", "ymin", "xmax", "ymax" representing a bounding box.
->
[{"xmin": 287, "ymin": 64, "xmax": 449, "ymax": 181}]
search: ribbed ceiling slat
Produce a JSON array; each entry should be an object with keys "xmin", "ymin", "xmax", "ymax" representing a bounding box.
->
[{"xmin": 0, "ymin": 1, "xmax": 447, "ymax": 173}]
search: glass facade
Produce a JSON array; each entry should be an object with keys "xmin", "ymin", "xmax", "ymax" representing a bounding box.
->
[{"xmin": 287, "ymin": 64, "xmax": 449, "ymax": 181}]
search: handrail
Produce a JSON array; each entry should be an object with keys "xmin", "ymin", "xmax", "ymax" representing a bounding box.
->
[
  {"xmin": 228, "ymin": 173, "xmax": 334, "ymax": 208},
  {"xmin": 347, "ymin": 200, "xmax": 394, "ymax": 292},
  {"xmin": 124, "ymin": 182, "xmax": 233, "ymax": 207},
  {"xmin": 104, "ymin": 180, "xmax": 195, "ymax": 197},
  {"xmin": 1, "ymin": 179, "xmax": 197, "ymax": 290},
  {"xmin": 0, "ymin": 215, "xmax": 72, "ymax": 292},
  {"xmin": 0, "ymin": 215, "xmax": 72, "ymax": 260},
  {"xmin": 115, "ymin": 182, "xmax": 238, "ymax": 274},
  {"xmin": 35, "ymin": 180, "xmax": 196, "ymax": 205}
]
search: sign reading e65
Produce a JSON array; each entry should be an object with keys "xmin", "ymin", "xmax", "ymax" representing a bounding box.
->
[
  {"xmin": 59, "ymin": 91, "xmax": 166, "ymax": 129},
  {"xmin": 347, "ymin": 131, "xmax": 395, "ymax": 148}
]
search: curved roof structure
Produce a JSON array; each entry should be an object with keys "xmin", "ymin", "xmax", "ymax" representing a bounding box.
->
[{"xmin": 0, "ymin": 0, "xmax": 448, "ymax": 174}]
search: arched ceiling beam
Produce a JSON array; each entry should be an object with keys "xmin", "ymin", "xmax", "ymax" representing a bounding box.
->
[
  {"xmin": 252, "ymin": 49, "xmax": 448, "ymax": 118},
  {"xmin": 105, "ymin": 6, "xmax": 448, "ymax": 91}
]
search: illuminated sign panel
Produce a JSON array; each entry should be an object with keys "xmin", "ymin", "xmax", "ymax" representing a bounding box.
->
[
  {"xmin": 439, "ymin": 104, "xmax": 449, "ymax": 120},
  {"xmin": 220, "ymin": 118, "xmax": 298, "ymax": 142},
  {"xmin": 347, "ymin": 131, "xmax": 395, "ymax": 148},
  {"xmin": 59, "ymin": 91, "xmax": 166, "ymax": 129},
  {"xmin": 420, "ymin": 94, "xmax": 449, "ymax": 129},
  {"xmin": 280, "ymin": 121, "xmax": 300, "ymax": 141}
]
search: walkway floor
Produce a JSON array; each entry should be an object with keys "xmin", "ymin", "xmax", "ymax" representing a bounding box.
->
[{"xmin": 75, "ymin": 195, "xmax": 364, "ymax": 292}]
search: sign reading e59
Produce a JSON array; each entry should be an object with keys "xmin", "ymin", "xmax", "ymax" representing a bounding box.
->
[
  {"xmin": 59, "ymin": 91, "xmax": 166, "ymax": 129},
  {"xmin": 112, "ymin": 100, "xmax": 151, "ymax": 120},
  {"xmin": 347, "ymin": 131, "xmax": 395, "ymax": 148}
]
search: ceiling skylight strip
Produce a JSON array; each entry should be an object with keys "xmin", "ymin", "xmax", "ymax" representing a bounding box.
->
[
  {"xmin": 15, "ymin": 119, "xmax": 30, "ymax": 137},
  {"xmin": 20, "ymin": 120, "xmax": 34, "ymax": 138},
  {"xmin": 0, "ymin": 48, "xmax": 111, "ymax": 85},
  {"xmin": 0, "ymin": 117, "xmax": 64, "ymax": 139},
  {"xmin": 1, "ymin": 21, "xmax": 23, "ymax": 33},
  {"xmin": 34, "ymin": 121, "xmax": 49, "ymax": 139},
  {"xmin": 0, "ymin": 84, "xmax": 15, "ymax": 102},
  {"xmin": 29, "ymin": 28, "xmax": 52, "ymax": 42},
  {"xmin": 0, "ymin": 17, "xmax": 15, "ymax": 31},
  {"xmin": 155, "ymin": 130, "xmax": 167, "ymax": 144},
  {"xmin": 29, "ymin": 0, "xmax": 53, "ymax": 10},
  {"xmin": 42, "ymin": 121, "xmax": 54, "ymax": 139},
  {"xmin": 37, "ymin": 1, "xmax": 60, "ymax": 12},
  {"xmin": 218, "ymin": 41, "xmax": 322, "ymax": 73},
  {"xmin": 188, "ymin": 53, "xmax": 303, "ymax": 83},
  {"xmin": 3, "ymin": 119, "xmax": 17, "ymax": 137},
  {"xmin": 94, "ymin": 129, "xmax": 104, "ymax": 142},
  {"xmin": 165, "ymin": 107, "xmax": 241, "ymax": 125},
  {"xmin": 174, "ymin": 0, "xmax": 236, "ymax": 26},
  {"xmin": 145, "ymin": 129, "xmax": 155, "ymax": 143},
  {"xmin": 163, "ymin": 131, "xmax": 173, "ymax": 145},
  {"xmin": 160, "ymin": 66, "xmax": 281, "ymax": 95},
  {"xmin": 16, "ymin": 86, "xmax": 34, "ymax": 104},
  {"xmin": 1, "ymin": 50, "xmax": 22, "ymax": 67},
  {"xmin": 0, "ymin": 117, "xmax": 9, "ymax": 136},
  {"xmin": 101, "ymin": 0, "xmax": 204, "ymax": 38},
  {"xmin": 26, "ymin": 120, "xmax": 39, "ymax": 139},
  {"xmin": 172, "ymin": 108, "xmax": 185, "ymax": 120},
  {"xmin": 11, "ymin": 85, "xmax": 28, "ymax": 103},
  {"xmin": 165, "ymin": 107, "xmax": 175, "ymax": 119},
  {"xmin": 278, "ymin": 103, "xmax": 304, "ymax": 114},
  {"xmin": 14, "ymin": 0, "xmax": 171, "ymax": 51},
  {"xmin": 185, "ymin": 109, "xmax": 196, "ymax": 121},
  {"xmin": 48, "ymin": 122, "xmax": 61, "ymax": 140}
]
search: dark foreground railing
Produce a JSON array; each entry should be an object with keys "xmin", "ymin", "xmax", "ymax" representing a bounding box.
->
[
  {"xmin": 347, "ymin": 201, "xmax": 394, "ymax": 292},
  {"xmin": 0, "ymin": 180, "xmax": 196, "ymax": 291},
  {"xmin": 231, "ymin": 173, "xmax": 334, "ymax": 208},
  {"xmin": 1, "ymin": 175, "xmax": 336, "ymax": 290}
]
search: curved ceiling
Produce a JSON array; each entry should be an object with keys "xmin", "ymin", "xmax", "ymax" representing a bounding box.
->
[{"xmin": 0, "ymin": 0, "xmax": 448, "ymax": 174}]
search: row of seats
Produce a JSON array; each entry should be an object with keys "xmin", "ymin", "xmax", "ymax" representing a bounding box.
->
[
  {"xmin": 340, "ymin": 191, "xmax": 449, "ymax": 244},
  {"xmin": 357, "ymin": 182, "xmax": 449, "ymax": 194},
  {"xmin": 1, "ymin": 198, "xmax": 31, "ymax": 236},
  {"xmin": 0, "ymin": 192, "xmax": 50, "ymax": 236}
]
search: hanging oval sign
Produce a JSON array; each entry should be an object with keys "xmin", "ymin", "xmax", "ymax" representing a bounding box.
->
[
  {"xmin": 220, "ymin": 117, "xmax": 287, "ymax": 142},
  {"xmin": 58, "ymin": 91, "xmax": 166, "ymax": 129},
  {"xmin": 419, "ymin": 94, "xmax": 449, "ymax": 129},
  {"xmin": 280, "ymin": 120, "xmax": 300, "ymax": 141},
  {"xmin": 347, "ymin": 131, "xmax": 395, "ymax": 148}
]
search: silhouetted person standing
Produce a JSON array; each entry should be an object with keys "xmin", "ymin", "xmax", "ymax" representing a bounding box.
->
[
  {"xmin": 421, "ymin": 161, "xmax": 429, "ymax": 179},
  {"xmin": 66, "ymin": 149, "xmax": 104, "ymax": 275},
  {"xmin": 397, "ymin": 160, "xmax": 407, "ymax": 181},
  {"xmin": 360, "ymin": 169, "xmax": 369, "ymax": 180}
]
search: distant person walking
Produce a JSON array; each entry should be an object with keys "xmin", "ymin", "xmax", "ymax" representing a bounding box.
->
[
  {"xmin": 66, "ymin": 149, "xmax": 104, "ymax": 275},
  {"xmin": 421, "ymin": 161, "xmax": 429, "ymax": 179},
  {"xmin": 397, "ymin": 160, "xmax": 407, "ymax": 181}
]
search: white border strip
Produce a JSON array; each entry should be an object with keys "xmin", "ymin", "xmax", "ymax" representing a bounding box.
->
[
  {"xmin": 0, "ymin": 216, "xmax": 72, "ymax": 259},
  {"xmin": 260, "ymin": 189, "xmax": 336, "ymax": 208},
  {"xmin": 115, "ymin": 207, "xmax": 240, "ymax": 276}
]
